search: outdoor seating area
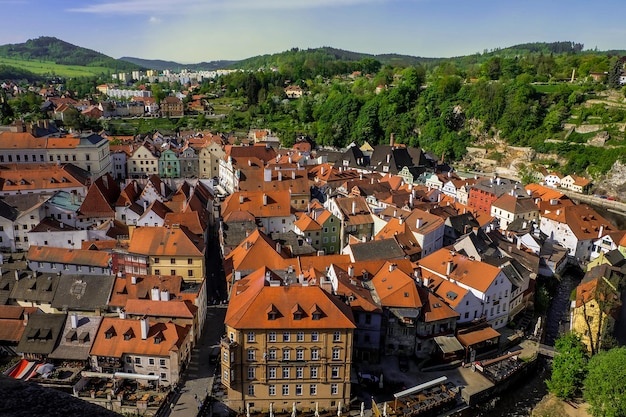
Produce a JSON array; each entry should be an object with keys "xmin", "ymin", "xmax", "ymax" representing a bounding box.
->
[
  {"xmin": 78, "ymin": 377, "xmax": 167, "ymax": 408},
  {"xmin": 392, "ymin": 382, "xmax": 457, "ymax": 417},
  {"xmin": 477, "ymin": 353, "xmax": 528, "ymax": 383}
]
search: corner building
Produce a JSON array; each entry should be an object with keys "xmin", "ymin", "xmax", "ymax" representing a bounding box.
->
[{"xmin": 222, "ymin": 267, "xmax": 355, "ymax": 415}]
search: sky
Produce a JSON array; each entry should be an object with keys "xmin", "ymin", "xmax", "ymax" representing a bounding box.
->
[{"xmin": 1, "ymin": 0, "xmax": 625, "ymax": 64}]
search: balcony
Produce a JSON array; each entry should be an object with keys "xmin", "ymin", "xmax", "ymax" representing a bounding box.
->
[{"xmin": 221, "ymin": 335, "xmax": 238, "ymax": 348}]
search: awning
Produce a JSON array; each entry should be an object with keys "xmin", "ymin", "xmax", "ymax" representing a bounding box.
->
[
  {"xmin": 434, "ymin": 335, "xmax": 464, "ymax": 354},
  {"xmin": 81, "ymin": 371, "xmax": 160, "ymax": 381},
  {"xmin": 393, "ymin": 376, "xmax": 447, "ymax": 399}
]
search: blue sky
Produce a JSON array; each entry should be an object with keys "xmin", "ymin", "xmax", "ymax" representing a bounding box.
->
[{"xmin": 1, "ymin": 0, "xmax": 624, "ymax": 63}]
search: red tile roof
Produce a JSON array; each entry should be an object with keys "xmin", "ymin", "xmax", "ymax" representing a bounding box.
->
[
  {"xmin": 225, "ymin": 267, "xmax": 355, "ymax": 330},
  {"xmin": 90, "ymin": 317, "xmax": 190, "ymax": 358},
  {"xmin": 28, "ymin": 245, "xmax": 111, "ymax": 267},
  {"xmin": 127, "ymin": 226, "xmax": 205, "ymax": 257}
]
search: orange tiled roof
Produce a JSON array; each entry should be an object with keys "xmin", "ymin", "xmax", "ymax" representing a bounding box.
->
[
  {"xmin": 419, "ymin": 248, "xmax": 501, "ymax": 293},
  {"xmin": 541, "ymin": 204, "xmax": 617, "ymax": 241},
  {"xmin": 0, "ymin": 163, "xmax": 85, "ymax": 193},
  {"xmin": 78, "ymin": 174, "xmax": 120, "ymax": 218},
  {"xmin": 491, "ymin": 194, "xmax": 538, "ymax": 214},
  {"xmin": 419, "ymin": 287, "xmax": 460, "ymax": 323},
  {"xmin": 456, "ymin": 326, "xmax": 500, "ymax": 346},
  {"xmin": 127, "ymin": 226, "xmax": 205, "ymax": 257},
  {"xmin": 109, "ymin": 274, "xmax": 182, "ymax": 308},
  {"xmin": 225, "ymin": 267, "xmax": 355, "ymax": 330},
  {"xmin": 28, "ymin": 245, "xmax": 111, "ymax": 267},
  {"xmin": 222, "ymin": 191, "xmax": 293, "ymax": 219},
  {"xmin": 90, "ymin": 317, "xmax": 190, "ymax": 358},
  {"xmin": 370, "ymin": 264, "xmax": 422, "ymax": 308},
  {"xmin": 125, "ymin": 299, "xmax": 197, "ymax": 319}
]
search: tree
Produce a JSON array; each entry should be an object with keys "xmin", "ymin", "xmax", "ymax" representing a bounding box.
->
[
  {"xmin": 583, "ymin": 347, "xmax": 626, "ymax": 417},
  {"xmin": 607, "ymin": 58, "xmax": 624, "ymax": 89},
  {"xmin": 546, "ymin": 333, "xmax": 588, "ymax": 400},
  {"xmin": 0, "ymin": 89, "xmax": 14, "ymax": 124}
]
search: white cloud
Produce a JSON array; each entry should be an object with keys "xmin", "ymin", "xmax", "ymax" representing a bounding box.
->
[
  {"xmin": 68, "ymin": 0, "xmax": 389, "ymax": 15},
  {"xmin": 148, "ymin": 16, "xmax": 161, "ymax": 24}
]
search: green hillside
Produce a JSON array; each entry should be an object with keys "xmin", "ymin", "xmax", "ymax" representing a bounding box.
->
[{"xmin": 0, "ymin": 36, "xmax": 140, "ymax": 72}]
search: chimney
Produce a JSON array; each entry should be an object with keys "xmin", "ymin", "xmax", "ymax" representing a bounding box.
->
[
  {"xmin": 556, "ymin": 209, "xmax": 561, "ymax": 216},
  {"xmin": 160, "ymin": 182, "xmax": 166, "ymax": 196},
  {"xmin": 446, "ymin": 260, "xmax": 454, "ymax": 275},
  {"xmin": 416, "ymin": 218, "xmax": 423, "ymax": 228},
  {"xmin": 71, "ymin": 313, "xmax": 78, "ymax": 329},
  {"xmin": 292, "ymin": 171, "xmax": 295, "ymax": 180},
  {"xmin": 160, "ymin": 289, "xmax": 169, "ymax": 301},
  {"xmin": 23, "ymin": 312, "xmax": 29, "ymax": 326},
  {"xmin": 423, "ymin": 277, "xmax": 430, "ymax": 287},
  {"xmin": 496, "ymin": 177, "xmax": 501, "ymax": 185},
  {"xmin": 131, "ymin": 276, "xmax": 137, "ymax": 285},
  {"xmin": 140, "ymin": 317, "xmax": 149, "ymax": 340},
  {"xmin": 386, "ymin": 154, "xmax": 391, "ymax": 164},
  {"xmin": 263, "ymin": 193, "xmax": 268, "ymax": 206},
  {"xmin": 399, "ymin": 217, "xmax": 404, "ymax": 225},
  {"xmin": 103, "ymin": 175, "xmax": 109, "ymax": 189},
  {"xmin": 409, "ymin": 193, "xmax": 414, "ymax": 207},
  {"xmin": 352, "ymin": 201, "xmax": 356, "ymax": 215},
  {"xmin": 320, "ymin": 166, "xmax": 325, "ymax": 176},
  {"xmin": 151, "ymin": 287, "xmax": 160, "ymax": 301},
  {"xmin": 264, "ymin": 167, "xmax": 272, "ymax": 182},
  {"xmin": 276, "ymin": 242, "xmax": 281, "ymax": 253},
  {"xmin": 388, "ymin": 263, "xmax": 397, "ymax": 272},
  {"xmin": 517, "ymin": 238, "xmax": 522, "ymax": 250},
  {"xmin": 119, "ymin": 308, "xmax": 126, "ymax": 319},
  {"xmin": 143, "ymin": 200, "xmax": 148, "ymax": 211},
  {"xmin": 60, "ymin": 222, "xmax": 64, "ymax": 229},
  {"xmin": 527, "ymin": 189, "xmax": 532, "ymax": 196},
  {"xmin": 348, "ymin": 265, "xmax": 354, "ymax": 278},
  {"xmin": 239, "ymin": 194, "xmax": 244, "ymax": 204},
  {"xmin": 278, "ymin": 171, "xmax": 282, "ymax": 181},
  {"xmin": 248, "ymin": 159, "xmax": 252, "ymax": 166},
  {"xmin": 598, "ymin": 225, "xmax": 604, "ymax": 238},
  {"xmin": 389, "ymin": 133, "xmax": 395, "ymax": 147},
  {"xmin": 14, "ymin": 270, "xmax": 19, "ymax": 281}
]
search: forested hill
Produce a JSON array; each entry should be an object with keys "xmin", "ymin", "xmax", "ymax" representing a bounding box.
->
[{"xmin": 0, "ymin": 36, "xmax": 140, "ymax": 71}]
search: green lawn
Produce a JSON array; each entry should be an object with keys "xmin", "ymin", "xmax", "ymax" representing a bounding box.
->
[{"xmin": 0, "ymin": 56, "xmax": 113, "ymax": 77}]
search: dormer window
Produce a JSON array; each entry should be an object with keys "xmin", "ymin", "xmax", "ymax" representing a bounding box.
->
[
  {"xmin": 154, "ymin": 336, "xmax": 162, "ymax": 344},
  {"xmin": 123, "ymin": 328, "xmax": 134, "ymax": 340},
  {"xmin": 266, "ymin": 304, "xmax": 280, "ymax": 321}
]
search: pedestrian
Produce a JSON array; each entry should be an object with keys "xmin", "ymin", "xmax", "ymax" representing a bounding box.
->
[{"xmin": 194, "ymin": 393, "xmax": 198, "ymax": 401}]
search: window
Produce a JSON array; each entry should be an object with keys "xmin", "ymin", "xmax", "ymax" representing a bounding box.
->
[
  {"xmin": 311, "ymin": 348, "xmax": 319, "ymax": 360},
  {"xmin": 295, "ymin": 384, "xmax": 303, "ymax": 396},
  {"xmin": 311, "ymin": 332, "xmax": 319, "ymax": 342},
  {"xmin": 134, "ymin": 357, "xmax": 141, "ymax": 364},
  {"xmin": 282, "ymin": 367, "xmax": 290, "ymax": 379},
  {"xmin": 331, "ymin": 367, "xmax": 339, "ymax": 378},
  {"xmin": 170, "ymin": 258, "xmax": 176, "ymax": 264},
  {"xmin": 269, "ymin": 385, "xmax": 276, "ymax": 396},
  {"xmin": 154, "ymin": 269, "xmax": 161, "ymax": 275},
  {"xmin": 269, "ymin": 367, "xmax": 276, "ymax": 379},
  {"xmin": 332, "ymin": 348, "xmax": 340, "ymax": 360},
  {"xmin": 247, "ymin": 332, "xmax": 255, "ymax": 343},
  {"xmin": 269, "ymin": 332, "xmax": 276, "ymax": 342},
  {"xmin": 223, "ymin": 370, "xmax": 229, "ymax": 382},
  {"xmin": 283, "ymin": 332, "xmax": 290, "ymax": 342},
  {"xmin": 282, "ymin": 385, "xmax": 289, "ymax": 396},
  {"xmin": 296, "ymin": 331, "xmax": 304, "ymax": 342},
  {"xmin": 149, "ymin": 358, "xmax": 155, "ymax": 365},
  {"xmin": 154, "ymin": 258, "xmax": 160, "ymax": 264},
  {"xmin": 248, "ymin": 367, "xmax": 255, "ymax": 379},
  {"xmin": 296, "ymin": 349, "xmax": 304, "ymax": 361},
  {"xmin": 310, "ymin": 367, "xmax": 318, "ymax": 378},
  {"xmin": 126, "ymin": 357, "xmax": 132, "ymax": 363},
  {"xmin": 247, "ymin": 349, "xmax": 255, "ymax": 361},
  {"xmin": 187, "ymin": 269, "xmax": 194, "ymax": 277},
  {"xmin": 188, "ymin": 258, "xmax": 193, "ymax": 265},
  {"xmin": 268, "ymin": 349, "xmax": 277, "ymax": 360},
  {"xmin": 248, "ymin": 385, "xmax": 255, "ymax": 396},
  {"xmin": 331, "ymin": 384, "xmax": 338, "ymax": 395},
  {"xmin": 296, "ymin": 367, "xmax": 303, "ymax": 379},
  {"xmin": 333, "ymin": 331, "xmax": 341, "ymax": 342},
  {"xmin": 282, "ymin": 349, "xmax": 290, "ymax": 361},
  {"xmin": 310, "ymin": 384, "xmax": 317, "ymax": 396},
  {"xmin": 170, "ymin": 269, "xmax": 176, "ymax": 276},
  {"xmin": 160, "ymin": 359, "xmax": 166, "ymax": 367}
]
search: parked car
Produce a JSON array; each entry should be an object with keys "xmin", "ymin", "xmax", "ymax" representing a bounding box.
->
[{"xmin": 398, "ymin": 355, "xmax": 409, "ymax": 372}]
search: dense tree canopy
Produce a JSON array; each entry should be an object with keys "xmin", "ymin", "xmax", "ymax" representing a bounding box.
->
[
  {"xmin": 583, "ymin": 347, "xmax": 626, "ymax": 417},
  {"xmin": 546, "ymin": 333, "xmax": 589, "ymax": 400}
]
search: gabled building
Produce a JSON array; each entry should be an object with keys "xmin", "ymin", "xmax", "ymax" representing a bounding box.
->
[
  {"xmin": 540, "ymin": 204, "xmax": 619, "ymax": 263},
  {"xmin": 219, "ymin": 145, "xmax": 277, "ymax": 194},
  {"xmin": 490, "ymin": 193, "xmax": 539, "ymax": 230},
  {"xmin": 325, "ymin": 196, "xmax": 374, "ymax": 249},
  {"xmin": 90, "ymin": 316, "xmax": 192, "ymax": 387},
  {"xmin": 127, "ymin": 143, "xmax": 159, "ymax": 179},
  {"xmin": 468, "ymin": 177, "xmax": 524, "ymax": 213},
  {"xmin": 294, "ymin": 203, "xmax": 342, "ymax": 255},
  {"xmin": 76, "ymin": 173, "xmax": 120, "ymax": 228},
  {"xmin": 222, "ymin": 267, "xmax": 356, "ymax": 414},
  {"xmin": 126, "ymin": 225, "xmax": 205, "ymax": 282},
  {"xmin": 16, "ymin": 312, "xmax": 67, "ymax": 361},
  {"xmin": 27, "ymin": 246, "xmax": 112, "ymax": 276},
  {"xmin": 178, "ymin": 146, "xmax": 199, "ymax": 178},
  {"xmin": 418, "ymin": 249, "xmax": 513, "ymax": 329},
  {"xmin": 158, "ymin": 148, "xmax": 181, "ymax": 178},
  {"xmin": 570, "ymin": 264, "xmax": 622, "ymax": 353},
  {"xmin": 160, "ymin": 96, "xmax": 184, "ymax": 118},
  {"xmin": 50, "ymin": 274, "xmax": 115, "ymax": 314},
  {"xmin": 560, "ymin": 174, "xmax": 591, "ymax": 194},
  {"xmin": 48, "ymin": 314, "xmax": 102, "ymax": 365},
  {"xmin": 198, "ymin": 141, "xmax": 225, "ymax": 180},
  {"xmin": 0, "ymin": 163, "xmax": 88, "ymax": 197},
  {"xmin": 0, "ymin": 194, "xmax": 49, "ymax": 251},
  {"xmin": 221, "ymin": 191, "xmax": 295, "ymax": 235}
]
